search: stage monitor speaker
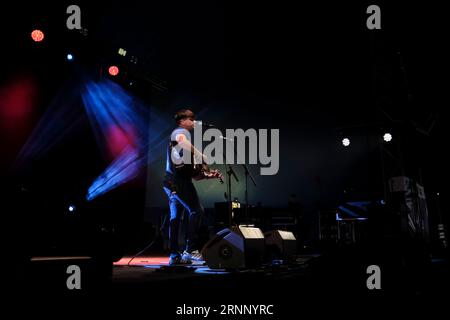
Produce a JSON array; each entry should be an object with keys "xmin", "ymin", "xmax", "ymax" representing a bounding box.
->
[
  {"xmin": 202, "ymin": 225, "xmax": 265, "ymax": 269},
  {"xmin": 264, "ymin": 230, "xmax": 297, "ymax": 259}
]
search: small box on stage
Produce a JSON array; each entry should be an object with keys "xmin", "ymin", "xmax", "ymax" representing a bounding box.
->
[
  {"xmin": 201, "ymin": 225, "xmax": 265, "ymax": 269},
  {"xmin": 264, "ymin": 230, "xmax": 297, "ymax": 259}
]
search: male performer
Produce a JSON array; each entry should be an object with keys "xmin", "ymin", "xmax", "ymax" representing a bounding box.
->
[{"xmin": 163, "ymin": 109, "xmax": 222, "ymax": 265}]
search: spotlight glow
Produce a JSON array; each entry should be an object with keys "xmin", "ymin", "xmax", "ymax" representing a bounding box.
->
[
  {"xmin": 108, "ymin": 66, "xmax": 119, "ymax": 76},
  {"xmin": 68, "ymin": 205, "xmax": 76, "ymax": 212},
  {"xmin": 31, "ymin": 30, "xmax": 44, "ymax": 42},
  {"xmin": 67, "ymin": 54, "xmax": 73, "ymax": 61},
  {"xmin": 342, "ymin": 138, "xmax": 350, "ymax": 147},
  {"xmin": 81, "ymin": 79, "xmax": 169, "ymax": 201},
  {"xmin": 383, "ymin": 133, "xmax": 392, "ymax": 142}
]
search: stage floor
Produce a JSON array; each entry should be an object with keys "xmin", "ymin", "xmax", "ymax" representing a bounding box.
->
[{"xmin": 111, "ymin": 255, "xmax": 317, "ymax": 285}]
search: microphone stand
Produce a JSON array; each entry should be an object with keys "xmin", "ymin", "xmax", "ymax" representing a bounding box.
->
[
  {"xmin": 242, "ymin": 164, "xmax": 257, "ymax": 225},
  {"xmin": 198, "ymin": 123, "xmax": 258, "ymax": 227},
  {"xmin": 195, "ymin": 126, "xmax": 239, "ymax": 227},
  {"xmin": 219, "ymin": 135, "xmax": 257, "ymax": 226},
  {"xmin": 226, "ymin": 165, "xmax": 239, "ymax": 226}
]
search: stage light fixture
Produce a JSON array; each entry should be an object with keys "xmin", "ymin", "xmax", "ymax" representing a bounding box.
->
[
  {"xmin": 108, "ymin": 66, "xmax": 119, "ymax": 76},
  {"xmin": 383, "ymin": 133, "xmax": 392, "ymax": 142},
  {"xmin": 68, "ymin": 205, "xmax": 76, "ymax": 212},
  {"xmin": 342, "ymin": 138, "xmax": 350, "ymax": 147},
  {"xmin": 67, "ymin": 53, "xmax": 74, "ymax": 61},
  {"xmin": 31, "ymin": 29, "xmax": 44, "ymax": 42}
]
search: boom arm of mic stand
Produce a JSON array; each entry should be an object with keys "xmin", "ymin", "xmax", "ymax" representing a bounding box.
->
[
  {"xmin": 227, "ymin": 165, "xmax": 239, "ymax": 182},
  {"xmin": 242, "ymin": 164, "xmax": 257, "ymax": 187}
]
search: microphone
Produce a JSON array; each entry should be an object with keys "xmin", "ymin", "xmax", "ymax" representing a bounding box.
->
[
  {"xmin": 219, "ymin": 135, "xmax": 233, "ymax": 142},
  {"xmin": 194, "ymin": 120, "xmax": 216, "ymax": 128}
]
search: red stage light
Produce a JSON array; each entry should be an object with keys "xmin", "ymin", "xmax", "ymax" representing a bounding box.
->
[
  {"xmin": 0, "ymin": 75, "xmax": 38, "ymax": 150},
  {"xmin": 31, "ymin": 29, "xmax": 44, "ymax": 42},
  {"xmin": 108, "ymin": 66, "xmax": 119, "ymax": 76}
]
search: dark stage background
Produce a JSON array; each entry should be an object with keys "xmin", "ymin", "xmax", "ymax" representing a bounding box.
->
[{"xmin": 0, "ymin": 0, "xmax": 448, "ymax": 275}]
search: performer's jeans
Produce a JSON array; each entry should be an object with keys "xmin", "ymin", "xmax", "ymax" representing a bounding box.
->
[{"xmin": 163, "ymin": 178, "xmax": 203, "ymax": 258}]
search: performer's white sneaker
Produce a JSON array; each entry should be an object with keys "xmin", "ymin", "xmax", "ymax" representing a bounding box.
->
[
  {"xmin": 169, "ymin": 255, "xmax": 192, "ymax": 266},
  {"xmin": 182, "ymin": 250, "xmax": 204, "ymax": 262}
]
